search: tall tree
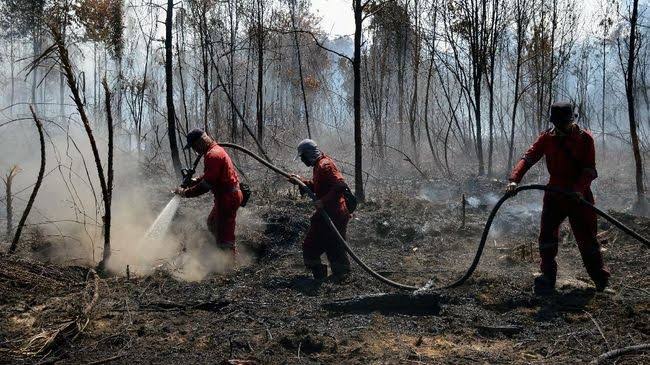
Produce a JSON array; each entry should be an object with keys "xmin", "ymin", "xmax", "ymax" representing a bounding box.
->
[
  {"xmin": 619, "ymin": 0, "xmax": 645, "ymax": 204},
  {"xmin": 165, "ymin": 0, "xmax": 182, "ymax": 177},
  {"xmin": 0, "ymin": 0, "xmax": 46, "ymax": 108},
  {"xmin": 256, "ymin": 0, "xmax": 265, "ymax": 144},
  {"xmin": 353, "ymin": 0, "xmax": 365, "ymax": 201},
  {"xmin": 446, "ymin": 0, "xmax": 500, "ymax": 175},
  {"xmin": 598, "ymin": 3, "xmax": 613, "ymax": 157},
  {"xmin": 290, "ymin": 0, "xmax": 312, "ymax": 138},
  {"xmin": 507, "ymin": 0, "xmax": 530, "ymax": 171}
]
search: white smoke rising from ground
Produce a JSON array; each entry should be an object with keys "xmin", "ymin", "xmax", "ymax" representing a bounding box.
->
[
  {"xmin": 0, "ymin": 119, "xmax": 261, "ymax": 281},
  {"xmin": 416, "ymin": 181, "xmax": 543, "ymax": 240},
  {"xmin": 416, "ymin": 181, "xmax": 460, "ymax": 205},
  {"xmin": 488, "ymin": 192, "xmax": 543, "ymax": 240},
  {"xmin": 163, "ymin": 205, "xmax": 261, "ymax": 282}
]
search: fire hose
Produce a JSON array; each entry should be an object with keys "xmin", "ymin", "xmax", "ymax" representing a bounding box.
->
[{"xmin": 219, "ymin": 142, "xmax": 650, "ymax": 292}]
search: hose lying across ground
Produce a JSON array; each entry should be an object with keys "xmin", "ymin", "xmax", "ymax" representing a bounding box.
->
[{"xmin": 220, "ymin": 142, "xmax": 650, "ymax": 292}]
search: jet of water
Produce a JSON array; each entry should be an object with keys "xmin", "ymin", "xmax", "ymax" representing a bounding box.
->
[{"xmin": 145, "ymin": 195, "xmax": 181, "ymax": 240}]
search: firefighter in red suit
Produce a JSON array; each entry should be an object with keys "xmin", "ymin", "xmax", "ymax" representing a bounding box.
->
[
  {"xmin": 174, "ymin": 129, "xmax": 243, "ymax": 256},
  {"xmin": 506, "ymin": 101, "xmax": 610, "ymax": 294},
  {"xmin": 288, "ymin": 139, "xmax": 351, "ymax": 282}
]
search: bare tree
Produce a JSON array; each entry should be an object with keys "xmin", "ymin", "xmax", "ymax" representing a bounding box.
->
[
  {"xmin": 618, "ymin": 0, "xmax": 645, "ymax": 204},
  {"xmin": 10, "ymin": 106, "xmax": 45, "ymax": 253},
  {"xmin": 290, "ymin": 0, "xmax": 312, "ymax": 138},
  {"xmin": 445, "ymin": 0, "xmax": 501, "ymax": 175},
  {"xmin": 50, "ymin": 24, "xmax": 114, "ymax": 270},
  {"xmin": 256, "ymin": 0, "xmax": 265, "ymax": 144},
  {"xmin": 507, "ymin": 0, "xmax": 531, "ymax": 171},
  {"xmin": 166, "ymin": 0, "xmax": 182, "ymax": 178}
]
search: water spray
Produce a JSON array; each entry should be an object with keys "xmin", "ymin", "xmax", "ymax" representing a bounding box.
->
[{"xmin": 144, "ymin": 154, "xmax": 204, "ymax": 241}]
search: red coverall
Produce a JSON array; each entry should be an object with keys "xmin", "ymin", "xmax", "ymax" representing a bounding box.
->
[
  {"xmin": 300, "ymin": 155, "xmax": 351, "ymax": 274},
  {"xmin": 509, "ymin": 125, "xmax": 609, "ymax": 283},
  {"xmin": 185, "ymin": 142, "xmax": 242, "ymax": 252}
]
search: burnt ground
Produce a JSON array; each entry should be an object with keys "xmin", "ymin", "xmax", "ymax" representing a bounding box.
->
[{"xmin": 0, "ymin": 178, "xmax": 649, "ymax": 364}]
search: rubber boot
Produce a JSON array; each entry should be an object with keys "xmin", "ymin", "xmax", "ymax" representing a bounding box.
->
[
  {"xmin": 594, "ymin": 276, "xmax": 609, "ymax": 292},
  {"xmin": 534, "ymin": 274, "xmax": 556, "ymax": 296},
  {"xmin": 310, "ymin": 264, "xmax": 328, "ymax": 281},
  {"xmin": 330, "ymin": 262, "xmax": 351, "ymax": 284}
]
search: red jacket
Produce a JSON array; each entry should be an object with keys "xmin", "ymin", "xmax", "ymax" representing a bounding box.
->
[
  {"xmin": 186, "ymin": 142, "xmax": 239, "ymax": 198},
  {"xmin": 302, "ymin": 155, "xmax": 349, "ymax": 218},
  {"xmin": 509, "ymin": 125, "xmax": 597, "ymax": 192}
]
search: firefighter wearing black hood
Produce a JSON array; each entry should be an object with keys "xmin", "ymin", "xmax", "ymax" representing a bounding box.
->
[{"xmin": 288, "ymin": 139, "xmax": 352, "ymax": 282}]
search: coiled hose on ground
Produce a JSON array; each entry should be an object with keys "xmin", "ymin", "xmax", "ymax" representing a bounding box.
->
[{"xmin": 220, "ymin": 142, "xmax": 650, "ymax": 292}]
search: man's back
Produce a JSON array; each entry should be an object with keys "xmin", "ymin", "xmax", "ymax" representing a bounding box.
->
[{"xmin": 203, "ymin": 143, "xmax": 239, "ymax": 194}]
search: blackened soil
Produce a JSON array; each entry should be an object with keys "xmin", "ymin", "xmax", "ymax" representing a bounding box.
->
[{"xmin": 1, "ymin": 184, "xmax": 648, "ymax": 364}]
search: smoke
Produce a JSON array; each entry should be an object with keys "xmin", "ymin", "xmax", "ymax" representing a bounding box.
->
[
  {"xmin": 488, "ymin": 192, "xmax": 543, "ymax": 239},
  {"xmin": 0, "ymin": 118, "xmax": 261, "ymax": 281},
  {"xmin": 417, "ymin": 181, "xmax": 460, "ymax": 205},
  {"xmin": 103, "ymin": 192, "xmax": 260, "ymax": 281},
  {"xmin": 160, "ymin": 205, "xmax": 261, "ymax": 282}
]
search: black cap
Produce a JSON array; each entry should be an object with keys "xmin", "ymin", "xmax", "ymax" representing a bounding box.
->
[
  {"xmin": 183, "ymin": 128, "xmax": 205, "ymax": 150},
  {"xmin": 550, "ymin": 101, "xmax": 575, "ymax": 125}
]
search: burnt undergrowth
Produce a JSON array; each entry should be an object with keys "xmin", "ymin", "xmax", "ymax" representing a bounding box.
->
[{"xmin": 0, "ymin": 178, "xmax": 648, "ymax": 364}]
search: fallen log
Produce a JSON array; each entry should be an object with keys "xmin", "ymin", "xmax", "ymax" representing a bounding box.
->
[
  {"xmin": 322, "ymin": 292, "xmax": 441, "ymax": 315},
  {"xmin": 591, "ymin": 343, "xmax": 650, "ymax": 364}
]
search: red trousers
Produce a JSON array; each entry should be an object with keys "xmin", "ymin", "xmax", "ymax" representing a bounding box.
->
[
  {"xmin": 303, "ymin": 210, "xmax": 350, "ymax": 274},
  {"xmin": 207, "ymin": 190, "xmax": 243, "ymax": 251},
  {"xmin": 538, "ymin": 190, "xmax": 609, "ymax": 282}
]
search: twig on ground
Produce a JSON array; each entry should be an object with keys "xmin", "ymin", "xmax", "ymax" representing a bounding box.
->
[
  {"xmin": 590, "ymin": 343, "xmax": 650, "ymax": 364},
  {"xmin": 584, "ymin": 311, "xmax": 609, "ymax": 350},
  {"xmin": 21, "ymin": 269, "xmax": 100, "ymax": 357}
]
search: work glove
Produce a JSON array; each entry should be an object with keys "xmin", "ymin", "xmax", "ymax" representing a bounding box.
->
[
  {"xmin": 287, "ymin": 174, "xmax": 302, "ymax": 185},
  {"xmin": 505, "ymin": 182, "xmax": 518, "ymax": 196}
]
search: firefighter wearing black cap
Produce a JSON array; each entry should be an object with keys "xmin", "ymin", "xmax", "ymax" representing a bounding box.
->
[
  {"xmin": 174, "ymin": 129, "xmax": 242, "ymax": 256},
  {"xmin": 506, "ymin": 101, "xmax": 610, "ymax": 294}
]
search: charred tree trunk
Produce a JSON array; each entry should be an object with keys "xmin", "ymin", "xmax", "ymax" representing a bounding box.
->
[
  {"xmin": 3, "ymin": 166, "xmax": 20, "ymax": 239},
  {"xmin": 408, "ymin": 0, "xmax": 421, "ymax": 166},
  {"xmin": 256, "ymin": 0, "xmax": 265, "ymax": 144},
  {"xmin": 487, "ymin": 53, "xmax": 496, "ymax": 178},
  {"xmin": 601, "ymin": 25, "xmax": 607, "ymax": 159},
  {"xmin": 423, "ymin": 53, "xmax": 442, "ymax": 171},
  {"xmin": 228, "ymin": 0, "xmax": 237, "ymax": 140},
  {"xmin": 31, "ymin": 33, "xmax": 42, "ymax": 109},
  {"xmin": 508, "ymin": 26, "xmax": 523, "ymax": 171},
  {"xmin": 51, "ymin": 26, "xmax": 112, "ymax": 269},
  {"xmin": 353, "ymin": 0, "xmax": 365, "ymax": 202},
  {"xmin": 624, "ymin": 0, "xmax": 645, "ymax": 201},
  {"xmin": 10, "ymin": 107, "xmax": 45, "ymax": 253},
  {"xmin": 197, "ymin": 5, "xmax": 210, "ymax": 135},
  {"xmin": 291, "ymin": 0, "xmax": 312, "ymax": 138},
  {"xmin": 101, "ymin": 78, "xmax": 115, "ymax": 268},
  {"xmin": 165, "ymin": 0, "xmax": 182, "ymax": 179},
  {"xmin": 176, "ymin": 12, "xmax": 191, "ymax": 143}
]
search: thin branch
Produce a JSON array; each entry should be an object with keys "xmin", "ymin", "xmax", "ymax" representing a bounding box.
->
[{"xmin": 268, "ymin": 28, "xmax": 353, "ymax": 63}]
